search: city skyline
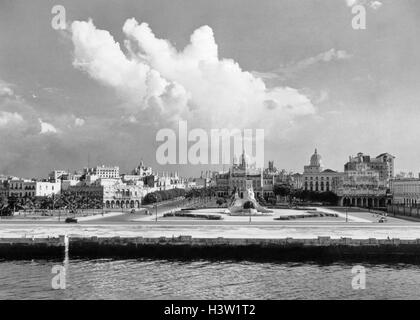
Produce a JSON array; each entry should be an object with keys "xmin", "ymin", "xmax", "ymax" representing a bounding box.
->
[
  {"xmin": 1, "ymin": 0, "xmax": 420, "ymax": 178},
  {"xmin": 0, "ymin": 148, "xmax": 409, "ymax": 181},
  {"xmin": 2, "ymin": 1, "xmax": 420, "ymax": 303}
]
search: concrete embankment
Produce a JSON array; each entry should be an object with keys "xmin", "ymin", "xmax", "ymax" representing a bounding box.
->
[
  {"xmin": 69, "ymin": 236, "xmax": 420, "ymax": 263},
  {"xmin": 0, "ymin": 236, "xmax": 65, "ymax": 260},
  {"xmin": 2, "ymin": 236, "xmax": 420, "ymax": 262}
]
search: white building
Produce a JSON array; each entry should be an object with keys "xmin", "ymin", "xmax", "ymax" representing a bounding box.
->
[
  {"xmin": 8, "ymin": 179, "xmax": 61, "ymax": 198},
  {"xmin": 68, "ymin": 178, "xmax": 147, "ymax": 209},
  {"xmin": 303, "ymin": 149, "xmax": 341, "ymax": 192},
  {"xmin": 84, "ymin": 165, "xmax": 120, "ymax": 179},
  {"xmin": 390, "ymin": 177, "xmax": 420, "ymax": 206},
  {"xmin": 338, "ymin": 156, "xmax": 389, "ymax": 208},
  {"xmin": 122, "ymin": 160, "xmax": 152, "ymax": 184},
  {"xmin": 49, "ymin": 170, "xmax": 68, "ymax": 182}
]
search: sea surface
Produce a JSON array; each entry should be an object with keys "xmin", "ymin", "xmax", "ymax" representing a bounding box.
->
[{"xmin": 0, "ymin": 259, "xmax": 419, "ymax": 299}]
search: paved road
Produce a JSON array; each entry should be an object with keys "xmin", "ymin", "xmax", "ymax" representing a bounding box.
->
[
  {"xmin": 0, "ymin": 217, "xmax": 416, "ymax": 227},
  {"xmin": 2, "ymin": 222, "xmax": 420, "ymax": 239},
  {"xmin": 1, "ymin": 202, "xmax": 419, "ymax": 238},
  {"xmin": 0, "ymin": 198, "xmax": 193, "ymax": 225},
  {"xmin": 91, "ymin": 198, "xmax": 192, "ymax": 223},
  {"xmin": 71, "ymin": 206, "xmax": 419, "ymax": 226},
  {"xmin": 0, "ymin": 201, "xmax": 417, "ymax": 227}
]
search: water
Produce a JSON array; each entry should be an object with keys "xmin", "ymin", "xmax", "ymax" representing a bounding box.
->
[{"xmin": 0, "ymin": 259, "xmax": 419, "ymax": 299}]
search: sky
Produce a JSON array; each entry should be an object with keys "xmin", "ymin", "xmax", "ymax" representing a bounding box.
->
[{"xmin": 0, "ymin": 0, "xmax": 420, "ymax": 178}]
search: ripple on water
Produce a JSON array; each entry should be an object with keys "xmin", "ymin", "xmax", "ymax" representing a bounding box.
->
[{"xmin": 0, "ymin": 259, "xmax": 420, "ymax": 299}]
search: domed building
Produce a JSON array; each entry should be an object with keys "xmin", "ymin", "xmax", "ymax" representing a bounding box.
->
[
  {"xmin": 303, "ymin": 149, "xmax": 341, "ymax": 192},
  {"xmin": 305, "ymin": 149, "xmax": 324, "ymax": 174}
]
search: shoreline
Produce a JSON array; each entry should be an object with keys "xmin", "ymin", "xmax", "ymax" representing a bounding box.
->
[{"xmin": 2, "ymin": 234, "xmax": 420, "ymax": 263}]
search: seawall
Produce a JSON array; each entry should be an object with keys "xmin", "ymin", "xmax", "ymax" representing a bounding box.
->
[
  {"xmin": 2, "ymin": 235, "xmax": 420, "ymax": 262},
  {"xmin": 68, "ymin": 236, "xmax": 420, "ymax": 263},
  {"xmin": 0, "ymin": 236, "xmax": 65, "ymax": 260}
]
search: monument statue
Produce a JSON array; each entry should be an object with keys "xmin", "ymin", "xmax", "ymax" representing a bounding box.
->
[{"xmin": 227, "ymin": 180, "xmax": 273, "ymax": 215}]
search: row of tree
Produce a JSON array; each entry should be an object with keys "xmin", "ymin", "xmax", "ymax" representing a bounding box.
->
[
  {"xmin": 142, "ymin": 186, "xmax": 220, "ymax": 206},
  {"xmin": 185, "ymin": 187, "xmax": 217, "ymax": 200},
  {"xmin": 0, "ymin": 191, "xmax": 104, "ymax": 216},
  {"xmin": 273, "ymin": 184, "xmax": 339, "ymax": 205},
  {"xmin": 142, "ymin": 188, "xmax": 186, "ymax": 205}
]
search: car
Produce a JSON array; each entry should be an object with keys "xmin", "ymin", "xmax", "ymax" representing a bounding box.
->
[
  {"xmin": 65, "ymin": 217, "xmax": 78, "ymax": 223},
  {"xmin": 378, "ymin": 217, "xmax": 387, "ymax": 223}
]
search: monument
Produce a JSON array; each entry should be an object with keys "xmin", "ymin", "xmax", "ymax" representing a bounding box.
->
[{"xmin": 227, "ymin": 180, "xmax": 273, "ymax": 215}]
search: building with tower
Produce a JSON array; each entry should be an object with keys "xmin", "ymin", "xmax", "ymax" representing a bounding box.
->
[
  {"xmin": 214, "ymin": 150, "xmax": 279, "ymax": 199},
  {"xmin": 303, "ymin": 149, "xmax": 341, "ymax": 193}
]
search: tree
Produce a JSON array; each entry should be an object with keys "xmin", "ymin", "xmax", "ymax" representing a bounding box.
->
[
  {"xmin": 19, "ymin": 196, "xmax": 35, "ymax": 214},
  {"xmin": 243, "ymin": 201, "xmax": 255, "ymax": 209},
  {"xmin": 0, "ymin": 194, "xmax": 8, "ymax": 210},
  {"xmin": 8, "ymin": 195, "xmax": 19, "ymax": 212},
  {"xmin": 143, "ymin": 193, "xmax": 158, "ymax": 205},
  {"xmin": 216, "ymin": 198, "xmax": 225, "ymax": 207},
  {"xmin": 273, "ymin": 184, "xmax": 291, "ymax": 197},
  {"xmin": 256, "ymin": 194, "xmax": 268, "ymax": 206}
]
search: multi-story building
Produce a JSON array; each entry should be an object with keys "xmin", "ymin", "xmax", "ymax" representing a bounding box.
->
[
  {"xmin": 84, "ymin": 165, "xmax": 120, "ymax": 179},
  {"xmin": 302, "ymin": 149, "xmax": 341, "ymax": 193},
  {"xmin": 142, "ymin": 171, "xmax": 185, "ymax": 191},
  {"xmin": 60, "ymin": 172, "xmax": 83, "ymax": 191},
  {"xmin": 337, "ymin": 169, "xmax": 388, "ymax": 207},
  {"xmin": 338, "ymin": 152, "xmax": 392, "ymax": 207},
  {"xmin": 214, "ymin": 172, "xmax": 230, "ymax": 197},
  {"xmin": 122, "ymin": 160, "xmax": 153, "ymax": 183},
  {"xmin": 214, "ymin": 152, "xmax": 278, "ymax": 199},
  {"xmin": 376, "ymin": 153, "xmax": 395, "ymax": 180},
  {"xmin": 344, "ymin": 152, "xmax": 395, "ymax": 185},
  {"xmin": 0, "ymin": 181, "xmax": 8, "ymax": 198},
  {"xmin": 8, "ymin": 179, "xmax": 61, "ymax": 198},
  {"xmin": 68, "ymin": 178, "xmax": 147, "ymax": 209},
  {"xmin": 49, "ymin": 170, "xmax": 68, "ymax": 182},
  {"xmin": 291, "ymin": 173, "xmax": 303, "ymax": 190},
  {"xmin": 103, "ymin": 183, "xmax": 146, "ymax": 209},
  {"xmin": 191, "ymin": 171, "xmax": 214, "ymax": 189},
  {"xmin": 390, "ymin": 176, "xmax": 420, "ymax": 207}
]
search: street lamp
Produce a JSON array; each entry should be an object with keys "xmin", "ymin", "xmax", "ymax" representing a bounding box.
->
[
  {"xmin": 155, "ymin": 202, "xmax": 158, "ymax": 222},
  {"xmin": 346, "ymin": 206, "xmax": 348, "ymax": 223}
]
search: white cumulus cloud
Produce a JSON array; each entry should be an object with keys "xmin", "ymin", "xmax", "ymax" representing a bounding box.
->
[
  {"xmin": 70, "ymin": 19, "xmax": 315, "ymax": 133},
  {"xmin": 74, "ymin": 117, "xmax": 85, "ymax": 127},
  {"xmin": 0, "ymin": 111, "xmax": 23, "ymax": 127},
  {"xmin": 345, "ymin": 0, "xmax": 382, "ymax": 10},
  {"xmin": 0, "ymin": 86, "xmax": 13, "ymax": 97},
  {"xmin": 298, "ymin": 49, "xmax": 352, "ymax": 68},
  {"xmin": 39, "ymin": 119, "xmax": 58, "ymax": 134},
  {"xmin": 370, "ymin": 1, "xmax": 383, "ymax": 10}
]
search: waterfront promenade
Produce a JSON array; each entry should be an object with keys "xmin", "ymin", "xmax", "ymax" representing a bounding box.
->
[
  {"xmin": 1, "ymin": 221, "xmax": 420, "ymax": 240},
  {"xmin": 1, "ymin": 206, "xmax": 420, "ymax": 262},
  {"xmin": 0, "ymin": 205, "xmax": 419, "ymax": 240}
]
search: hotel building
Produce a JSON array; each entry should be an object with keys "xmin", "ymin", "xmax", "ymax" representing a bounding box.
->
[{"xmin": 303, "ymin": 149, "xmax": 341, "ymax": 193}]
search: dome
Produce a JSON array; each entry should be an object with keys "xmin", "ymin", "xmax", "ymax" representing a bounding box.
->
[{"xmin": 310, "ymin": 149, "xmax": 322, "ymax": 166}]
